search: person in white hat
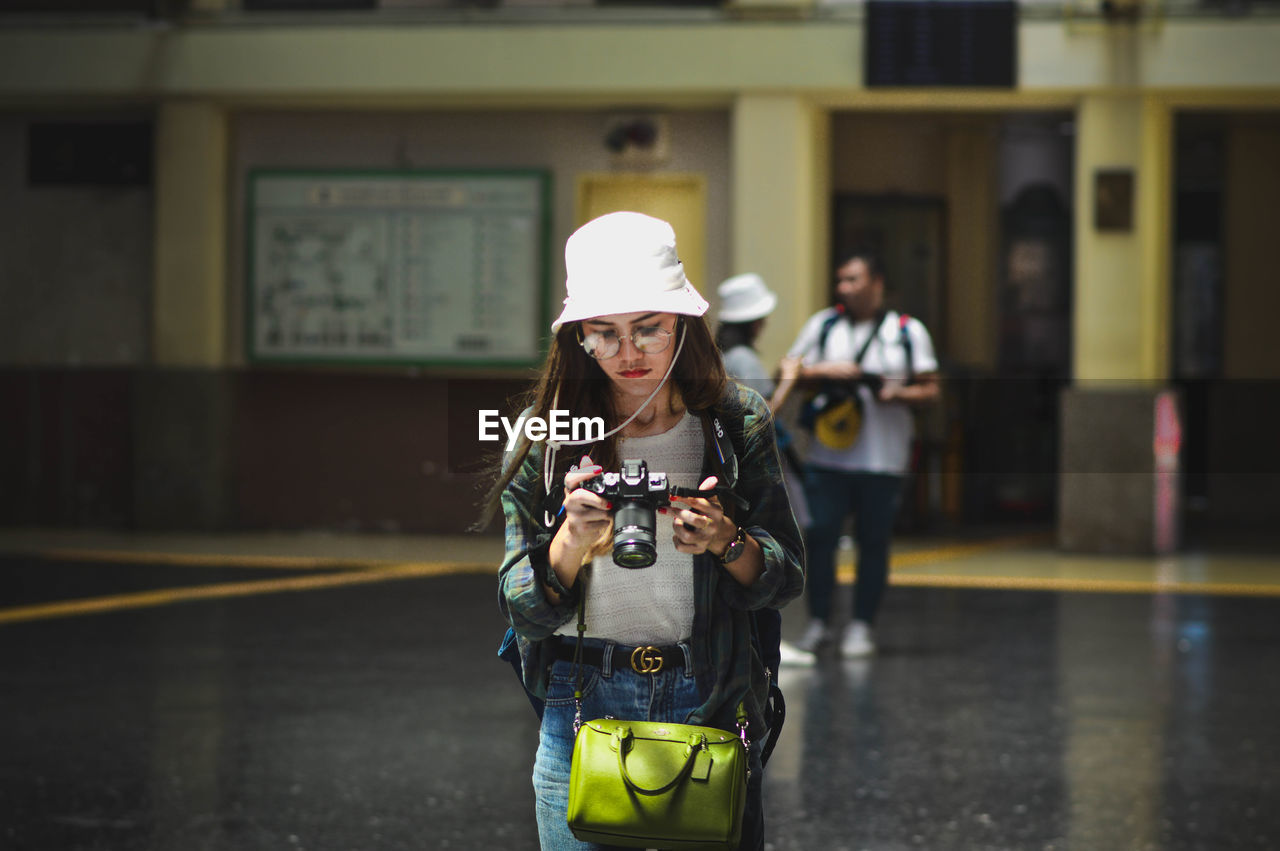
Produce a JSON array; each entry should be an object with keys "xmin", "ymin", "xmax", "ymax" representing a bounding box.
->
[
  {"xmin": 715, "ymin": 273, "xmax": 780, "ymax": 400},
  {"xmin": 715, "ymin": 271, "xmax": 810, "ymax": 518},
  {"xmin": 489, "ymin": 212, "xmax": 804, "ymax": 851},
  {"xmin": 715, "ymin": 274, "xmax": 814, "ymax": 672}
]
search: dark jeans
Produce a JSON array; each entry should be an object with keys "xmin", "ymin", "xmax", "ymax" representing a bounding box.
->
[{"xmin": 802, "ymin": 466, "xmax": 906, "ymax": 625}]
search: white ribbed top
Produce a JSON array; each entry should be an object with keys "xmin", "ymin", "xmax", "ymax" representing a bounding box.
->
[{"xmin": 556, "ymin": 410, "xmax": 704, "ymax": 645}]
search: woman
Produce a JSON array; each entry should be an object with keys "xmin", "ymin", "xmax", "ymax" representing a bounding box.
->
[{"xmin": 490, "ymin": 212, "xmax": 804, "ymax": 850}]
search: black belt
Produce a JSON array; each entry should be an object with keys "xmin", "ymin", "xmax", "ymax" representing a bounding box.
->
[{"xmin": 556, "ymin": 640, "xmax": 687, "ymax": 674}]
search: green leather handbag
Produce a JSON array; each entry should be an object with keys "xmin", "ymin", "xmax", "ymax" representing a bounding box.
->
[
  {"xmin": 563, "ymin": 594, "xmax": 749, "ymax": 850},
  {"xmin": 566, "ymin": 715, "xmax": 748, "ymax": 850}
]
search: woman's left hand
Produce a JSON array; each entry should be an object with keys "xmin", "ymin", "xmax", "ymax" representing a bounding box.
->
[{"xmin": 669, "ymin": 476, "xmax": 735, "ymax": 557}]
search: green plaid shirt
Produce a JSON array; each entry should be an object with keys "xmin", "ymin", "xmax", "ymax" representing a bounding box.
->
[{"xmin": 498, "ymin": 383, "xmax": 805, "ymax": 732}]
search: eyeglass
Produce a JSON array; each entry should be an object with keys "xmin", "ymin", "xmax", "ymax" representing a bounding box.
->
[{"xmin": 579, "ymin": 324, "xmax": 675, "ymax": 360}]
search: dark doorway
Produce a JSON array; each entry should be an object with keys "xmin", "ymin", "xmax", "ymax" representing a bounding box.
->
[{"xmin": 831, "ymin": 194, "xmax": 947, "ymax": 338}]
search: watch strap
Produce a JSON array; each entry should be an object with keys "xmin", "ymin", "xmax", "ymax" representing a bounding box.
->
[{"xmin": 717, "ymin": 526, "xmax": 747, "ymax": 564}]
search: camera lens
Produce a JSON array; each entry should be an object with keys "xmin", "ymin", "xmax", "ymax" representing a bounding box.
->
[{"xmin": 612, "ymin": 499, "xmax": 657, "ymax": 568}]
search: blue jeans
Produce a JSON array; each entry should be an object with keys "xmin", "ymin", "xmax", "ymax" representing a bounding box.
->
[
  {"xmin": 802, "ymin": 467, "xmax": 905, "ymax": 625},
  {"xmin": 533, "ymin": 638, "xmax": 765, "ymax": 850}
]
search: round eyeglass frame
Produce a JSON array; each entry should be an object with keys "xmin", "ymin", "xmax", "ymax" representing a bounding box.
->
[{"xmin": 578, "ymin": 323, "xmax": 676, "ymax": 360}]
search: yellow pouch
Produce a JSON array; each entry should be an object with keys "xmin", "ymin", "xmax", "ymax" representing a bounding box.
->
[{"xmin": 813, "ymin": 395, "xmax": 863, "ymax": 450}]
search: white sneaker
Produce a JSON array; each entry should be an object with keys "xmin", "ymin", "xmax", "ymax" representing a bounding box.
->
[
  {"xmin": 840, "ymin": 620, "xmax": 875, "ymax": 658},
  {"xmin": 777, "ymin": 641, "xmax": 817, "ymax": 667},
  {"xmin": 795, "ymin": 618, "xmax": 832, "ymax": 654}
]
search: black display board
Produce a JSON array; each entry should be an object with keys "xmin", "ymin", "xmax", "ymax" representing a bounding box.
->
[
  {"xmin": 865, "ymin": 0, "xmax": 1017, "ymax": 88},
  {"xmin": 28, "ymin": 122, "xmax": 152, "ymax": 186}
]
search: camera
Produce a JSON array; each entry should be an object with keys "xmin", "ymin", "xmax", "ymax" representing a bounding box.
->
[{"xmin": 579, "ymin": 458, "xmax": 673, "ymax": 568}]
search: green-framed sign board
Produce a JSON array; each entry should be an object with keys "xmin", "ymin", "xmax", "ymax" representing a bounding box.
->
[{"xmin": 247, "ymin": 169, "xmax": 551, "ymax": 367}]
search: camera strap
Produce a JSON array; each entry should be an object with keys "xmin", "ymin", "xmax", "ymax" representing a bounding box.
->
[
  {"xmin": 695, "ymin": 410, "xmax": 749, "ymax": 514},
  {"xmin": 542, "ymin": 485, "xmax": 567, "ymax": 529},
  {"xmin": 705, "ymin": 413, "xmax": 739, "ymax": 491}
]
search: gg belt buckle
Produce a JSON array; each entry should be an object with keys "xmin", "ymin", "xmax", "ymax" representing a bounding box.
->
[{"xmin": 630, "ymin": 645, "xmax": 664, "ymax": 674}]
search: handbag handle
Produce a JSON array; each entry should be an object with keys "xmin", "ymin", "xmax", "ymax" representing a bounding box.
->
[{"xmin": 612, "ymin": 727, "xmax": 705, "ymax": 796}]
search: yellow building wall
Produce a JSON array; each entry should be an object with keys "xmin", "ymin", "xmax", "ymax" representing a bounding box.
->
[
  {"xmin": 3, "ymin": 20, "xmax": 1279, "ymax": 100},
  {"xmin": 1072, "ymin": 95, "xmax": 1172, "ymax": 383},
  {"xmin": 3, "ymin": 18, "xmax": 1276, "ymax": 381},
  {"xmin": 734, "ymin": 95, "xmax": 829, "ymax": 370}
]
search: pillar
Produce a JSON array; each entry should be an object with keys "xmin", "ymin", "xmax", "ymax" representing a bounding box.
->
[
  {"xmin": 135, "ymin": 100, "xmax": 233, "ymax": 530},
  {"xmin": 1059, "ymin": 94, "xmax": 1179, "ymax": 554},
  {"xmin": 730, "ymin": 94, "xmax": 829, "ymax": 366}
]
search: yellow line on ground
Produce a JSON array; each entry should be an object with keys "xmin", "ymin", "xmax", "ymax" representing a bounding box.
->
[
  {"xmin": 835, "ymin": 533, "xmax": 1051, "ymax": 583},
  {"xmin": 28, "ymin": 548, "xmax": 387, "ymax": 570},
  {"xmin": 888, "ymin": 573, "xmax": 1280, "ymax": 597},
  {"xmin": 27, "ymin": 535, "xmax": 1044, "ymax": 575},
  {"xmin": 0, "ymin": 562, "xmax": 491, "ymax": 626},
  {"xmin": 15, "ymin": 531, "xmax": 1271, "ymax": 625},
  {"xmin": 892, "ymin": 534, "xmax": 1053, "ymax": 569}
]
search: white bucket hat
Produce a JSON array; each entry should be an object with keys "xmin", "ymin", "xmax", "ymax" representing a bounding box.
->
[
  {"xmin": 552, "ymin": 211, "xmax": 709, "ymax": 331},
  {"xmin": 716, "ymin": 273, "xmax": 778, "ymax": 324}
]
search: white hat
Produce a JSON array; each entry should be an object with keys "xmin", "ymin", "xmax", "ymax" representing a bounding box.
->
[
  {"xmin": 552, "ymin": 211, "xmax": 709, "ymax": 332},
  {"xmin": 716, "ymin": 273, "xmax": 778, "ymax": 324}
]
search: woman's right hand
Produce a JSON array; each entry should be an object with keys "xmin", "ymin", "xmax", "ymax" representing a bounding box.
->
[{"xmin": 550, "ymin": 455, "xmax": 613, "ymax": 574}]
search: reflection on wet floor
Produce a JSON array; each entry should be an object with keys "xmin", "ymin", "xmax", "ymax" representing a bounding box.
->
[
  {"xmin": 1, "ymin": 531, "xmax": 1278, "ymax": 850},
  {"xmin": 765, "ymin": 590, "xmax": 1278, "ymax": 850}
]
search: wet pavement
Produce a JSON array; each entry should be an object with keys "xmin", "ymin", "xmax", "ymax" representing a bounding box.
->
[{"xmin": 2, "ymin": 551, "xmax": 1278, "ymax": 850}]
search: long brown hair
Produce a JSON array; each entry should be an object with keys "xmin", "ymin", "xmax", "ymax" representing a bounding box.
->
[{"xmin": 480, "ymin": 313, "xmax": 727, "ymax": 522}]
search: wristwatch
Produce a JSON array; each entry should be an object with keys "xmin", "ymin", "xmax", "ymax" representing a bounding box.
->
[{"xmin": 717, "ymin": 526, "xmax": 747, "ymax": 565}]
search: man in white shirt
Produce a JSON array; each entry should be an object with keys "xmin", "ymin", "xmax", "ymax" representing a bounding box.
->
[{"xmin": 782, "ymin": 251, "xmax": 940, "ymax": 661}]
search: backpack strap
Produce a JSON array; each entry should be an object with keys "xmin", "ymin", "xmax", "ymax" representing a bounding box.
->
[
  {"xmin": 817, "ymin": 307, "xmax": 888, "ymax": 367},
  {"xmin": 816, "ymin": 308, "xmax": 845, "ymax": 359},
  {"xmin": 898, "ymin": 313, "xmax": 916, "ymax": 385},
  {"xmin": 855, "ymin": 310, "xmax": 890, "ymax": 366}
]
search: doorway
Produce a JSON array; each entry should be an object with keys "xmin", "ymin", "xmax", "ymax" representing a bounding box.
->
[
  {"xmin": 576, "ymin": 173, "xmax": 708, "ymax": 295},
  {"xmin": 831, "ymin": 194, "xmax": 946, "ymax": 334}
]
